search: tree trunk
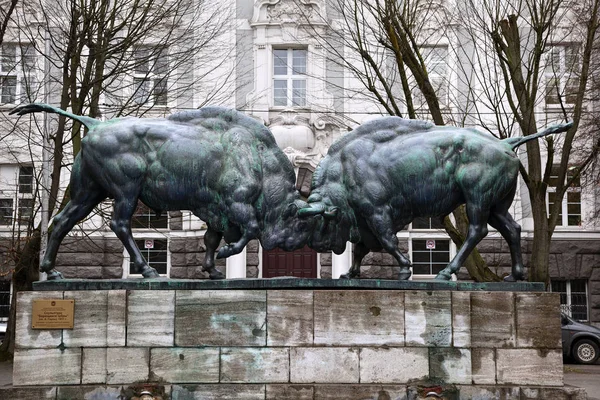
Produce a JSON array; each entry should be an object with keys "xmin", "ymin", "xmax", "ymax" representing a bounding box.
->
[
  {"xmin": 0, "ymin": 230, "xmax": 41, "ymax": 359},
  {"xmin": 528, "ymin": 188, "xmax": 550, "ymax": 285}
]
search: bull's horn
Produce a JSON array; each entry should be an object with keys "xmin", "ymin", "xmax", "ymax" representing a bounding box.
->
[{"xmin": 298, "ymin": 203, "xmax": 326, "ymax": 217}]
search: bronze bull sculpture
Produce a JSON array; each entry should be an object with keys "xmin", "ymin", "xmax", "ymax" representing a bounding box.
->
[
  {"xmin": 11, "ymin": 104, "xmax": 311, "ymax": 280},
  {"xmin": 298, "ymin": 117, "xmax": 572, "ymax": 281}
]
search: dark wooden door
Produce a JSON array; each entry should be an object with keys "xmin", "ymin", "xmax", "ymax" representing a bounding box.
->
[{"xmin": 262, "ymin": 245, "xmax": 317, "ymax": 278}]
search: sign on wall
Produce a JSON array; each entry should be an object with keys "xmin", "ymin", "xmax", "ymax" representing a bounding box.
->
[{"xmin": 31, "ymin": 299, "xmax": 75, "ymax": 329}]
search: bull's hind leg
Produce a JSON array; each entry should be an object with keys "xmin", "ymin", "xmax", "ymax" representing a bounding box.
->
[
  {"xmin": 366, "ymin": 208, "xmax": 412, "ymax": 280},
  {"xmin": 41, "ymin": 189, "xmax": 106, "ymax": 280},
  {"xmin": 202, "ymin": 227, "xmax": 225, "ymax": 280},
  {"xmin": 110, "ymin": 197, "xmax": 159, "ymax": 278},
  {"xmin": 436, "ymin": 205, "xmax": 489, "ymax": 281},
  {"xmin": 488, "ymin": 211, "xmax": 525, "ymax": 282}
]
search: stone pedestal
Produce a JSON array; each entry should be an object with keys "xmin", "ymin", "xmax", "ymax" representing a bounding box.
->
[{"xmin": 4, "ymin": 279, "xmax": 587, "ymax": 400}]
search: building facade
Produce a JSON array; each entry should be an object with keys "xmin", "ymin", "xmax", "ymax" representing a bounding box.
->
[{"xmin": 0, "ymin": 0, "xmax": 599, "ymax": 326}]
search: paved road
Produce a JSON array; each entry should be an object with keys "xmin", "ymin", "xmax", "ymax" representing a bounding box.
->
[{"xmin": 564, "ymin": 361, "xmax": 600, "ymax": 400}]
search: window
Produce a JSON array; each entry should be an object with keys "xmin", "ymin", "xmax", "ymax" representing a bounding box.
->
[
  {"xmin": 0, "ymin": 165, "xmax": 35, "ymax": 227},
  {"xmin": 132, "ymin": 47, "xmax": 168, "ymax": 106},
  {"xmin": 0, "ymin": 199, "xmax": 13, "ymax": 225},
  {"xmin": 551, "ymin": 279, "xmax": 588, "ymax": 321},
  {"xmin": 412, "ymin": 217, "xmax": 445, "ymax": 230},
  {"xmin": 414, "ymin": 46, "xmax": 448, "ymax": 106},
  {"xmin": 129, "ymin": 239, "xmax": 168, "ymax": 275},
  {"xmin": 0, "ymin": 280, "xmax": 10, "ymax": 320},
  {"xmin": 131, "ymin": 202, "xmax": 168, "ymax": 229},
  {"xmin": 545, "ymin": 44, "xmax": 579, "ymax": 106},
  {"xmin": 273, "ymin": 48, "xmax": 307, "ymax": 107},
  {"xmin": 547, "ymin": 165, "xmax": 581, "ymax": 226},
  {"xmin": 411, "ymin": 239, "xmax": 450, "ymax": 275},
  {"xmin": 0, "ymin": 44, "xmax": 37, "ymax": 105},
  {"xmin": 18, "ymin": 166, "xmax": 34, "ymax": 193}
]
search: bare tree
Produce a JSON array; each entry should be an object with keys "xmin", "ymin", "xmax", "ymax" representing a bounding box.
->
[
  {"xmin": 0, "ymin": 0, "xmax": 234, "ymax": 357},
  {"xmin": 304, "ymin": 0, "xmax": 501, "ymax": 281},
  {"xmin": 458, "ymin": 0, "xmax": 600, "ymax": 284},
  {"xmin": 0, "ymin": 0, "xmax": 19, "ymax": 46}
]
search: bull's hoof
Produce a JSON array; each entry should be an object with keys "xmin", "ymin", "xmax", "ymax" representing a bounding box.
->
[
  {"xmin": 141, "ymin": 266, "xmax": 160, "ymax": 278},
  {"xmin": 339, "ymin": 273, "xmax": 357, "ymax": 280},
  {"xmin": 503, "ymin": 273, "xmax": 524, "ymax": 282},
  {"xmin": 216, "ymin": 245, "xmax": 234, "ymax": 259},
  {"xmin": 435, "ymin": 271, "xmax": 452, "ymax": 281},
  {"xmin": 398, "ymin": 269, "xmax": 412, "ymax": 280},
  {"xmin": 45, "ymin": 269, "xmax": 64, "ymax": 280},
  {"xmin": 209, "ymin": 269, "xmax": 225, "ymax": 280}
]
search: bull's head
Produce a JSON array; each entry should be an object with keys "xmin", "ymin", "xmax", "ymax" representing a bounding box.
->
[
  {"xmin": 260, "ymin": 197, "xmax": 316, "ymax": 252},
  {"xmin": 298, "ymin": 191, "xmax": 360, "ymax": 254}
]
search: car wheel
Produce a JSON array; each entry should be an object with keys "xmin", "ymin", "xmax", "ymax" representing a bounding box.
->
[{"xmin": 573, "ymin": 339, "xmax": 600, "ymax": 364}]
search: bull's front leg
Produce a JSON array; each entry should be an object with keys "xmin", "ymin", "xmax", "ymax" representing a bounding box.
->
[
  {"xmin": 216, "ymin": 202, "xmax": 259, "ymax": 259},
  {"xmin": 202, "ymin": 227, "xmax": 225, "ymax": 280},
  {"xmin": 365, "ymin": 208, "xmax": 413, "ymax": 280},
  {"xmin": 340, "ymin": 241, "xmax": 369, "ymax": 279}
]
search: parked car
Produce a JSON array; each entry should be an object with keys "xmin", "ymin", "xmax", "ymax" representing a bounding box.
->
[{"xmin": 561, "ymin": 312, "xmax": 600, "ymax": 364}]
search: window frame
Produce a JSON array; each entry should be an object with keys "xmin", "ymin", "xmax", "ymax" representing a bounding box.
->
[
  {"xmin": 547, "ymin": 165, "xmax": 581, "ymax": 227},
  {"xmin": 0, "ymin": 43, "xmax": 37, "ymax": 105},
  {"xmin": 132, "ymin": 46, "xmax": 169, "ymax": 107},
  {"xmin": 544, "ymin": 43, "xmax": 580, "ymax": 107},
  {"xmin": 272, "ymin": 47, "xmax": 308, "ymax": 108},
  {"xmin": 551, "ymin": 279, "xmax": 589, "ymax": 322},
  {"xmin": 413, "ymin": 45, "xmax": 449, "ymax": 107}
]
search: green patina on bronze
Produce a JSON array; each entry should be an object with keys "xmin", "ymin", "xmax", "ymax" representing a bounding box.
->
[
  {"xmin": 298, "ymin": 117, "xmax": 572, "ymax": 282},
  {"xmin": 11, "ymin": 104, "xmax": 312, "ymax": 281}
]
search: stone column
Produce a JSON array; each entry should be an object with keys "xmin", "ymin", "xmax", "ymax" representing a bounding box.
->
[
  {"xmin": 331, "ymin": 242, "xmax": 352, "ymax": 279},
  {"xmin": 226, "ymin": 247, "xmax": 247, "ymax": 279}
]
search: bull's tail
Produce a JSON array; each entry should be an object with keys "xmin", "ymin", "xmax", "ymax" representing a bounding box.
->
[
  {"xmin": 9, "ymin": 103, "xmax": 100, "ymax": 130},
  {"xmin": 503, "ymin": 121, "xmax": 573, "ymax": 150}
]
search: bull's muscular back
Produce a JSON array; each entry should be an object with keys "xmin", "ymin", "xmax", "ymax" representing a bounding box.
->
[
  {"xmin": 81, "ymin": 109, "xmax": 280, "ymax": 215},
  {"xmin": 339, "ymin": 127, "xmax": 519, "ymax": 222},
  {"xmin": 341, "ymin": 128, "xmax": 519, "ymax": 225}
]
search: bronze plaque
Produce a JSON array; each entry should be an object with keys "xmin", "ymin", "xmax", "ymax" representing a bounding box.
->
[{"xmin": 32, "ymin": 299, "xmax": 75, "ymax": 329}]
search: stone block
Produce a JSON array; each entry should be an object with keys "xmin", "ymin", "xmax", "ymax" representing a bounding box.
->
[
  {"xmin": 247, "ymin": 253, "xmax": 259, "ymax": 266},
  {"xmin": 75, "ymin": 266, "xmax": 104, "ymax": 279},
  {"xmin": 290, "ymin": 348, "xmax": 359, "ymax": 383},
  {"xmin": 57, "ymin": 386, "xmax": 125, "ymax": 400},
  {"xmin": 63, "ymin": 290, "xmax": 108, "ymax": 347},
  {"xmin": 405, "ymin": 291, "xmax": 451, "ymax": 346},
  {"xmin": 360, "ymin": 347, "xmax": 428, "ymax": 384},
  {"xmin": 246, "ymin": 265, "xmax": 259, "ymax": 278},
  {"xmin": 107, "ymin": 290, "xmax": 126, "ymax": 346},
  {"xmin": 267, "ymin": 290, "xmax": 313, "ymax": 346},
  {"xmin": 127, "ymin": 290, "xmax": 174, "ymax": 346},
  {"xmin": 171, "ymin": 384, "xmax": 265, "ymax": 399},
  {"xmin": 106, "ymin": 347, "xmax": 150, "ymax": 384},
  {"xmin": 314, "ymin": 385, "xmax": 407, "ymax": 399},
  {"xmin": 471, "ymin": 292, "xmax": 515, "ymax": 348},
  {"xmin": 429, "ymin": 348, "xmax": 472, "ymax": 384},
  {"xmin": 360, "ymin": 265, "xmax": 397, "ymax": 279},
  {"xmin": 221, "ymin": 348, "xmax": 289, "ymax": 383},
  {"xmin": 452, "ymin": 291, "xmax": 471, "ymax": 347},
  {"xmin": 266, "ymin": 385, "xmax": 314, "ymax": 400},
  {"xmin": 320, "ymin": 266, "xmax": 332, "ymax": 279},
  {"xmin": 82, "ymin": 348, "xmax": 108, "ymax": 384},
  {"xmin": 175, "ymin": 290, "xmax": 266, "ymax": 346},
  {"xmin": 315, "ymin": 291, "xmax": 404, "ymax": 346},
  {"xmin": 496, "ymin": 349, "xmax": 562, "ymax": 386},
  {"xmin": 471, "ymin": 348, "xmax": 496, "ymax": 385},
  {"xmin": 0, "ymin": 387, "xmax": 57, "ymax": 399},
  {"xmin": 457, "ymin": 386, "xmax": 520, "ymax": 399},
  {"xmin": 520, "ymin": 387, "xmax": 587, "ymax": 400},
  {"xmin": 15, "ymin": 291, "xmax": 63, "ymax": 349},
  {"xmin": 103, "ymin": 266, "xmax": 123, "ymax": 279},
  {"xmin": 516, "ymin": 293, "xmax": 561, "ymax": 348},
  {"xmin": 151, "ymin": 348, "xmax": 219, "ymax": 383},
  {"xmin": 14, "ymin": 348, "xmax": 81, "ymax": 386}
]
